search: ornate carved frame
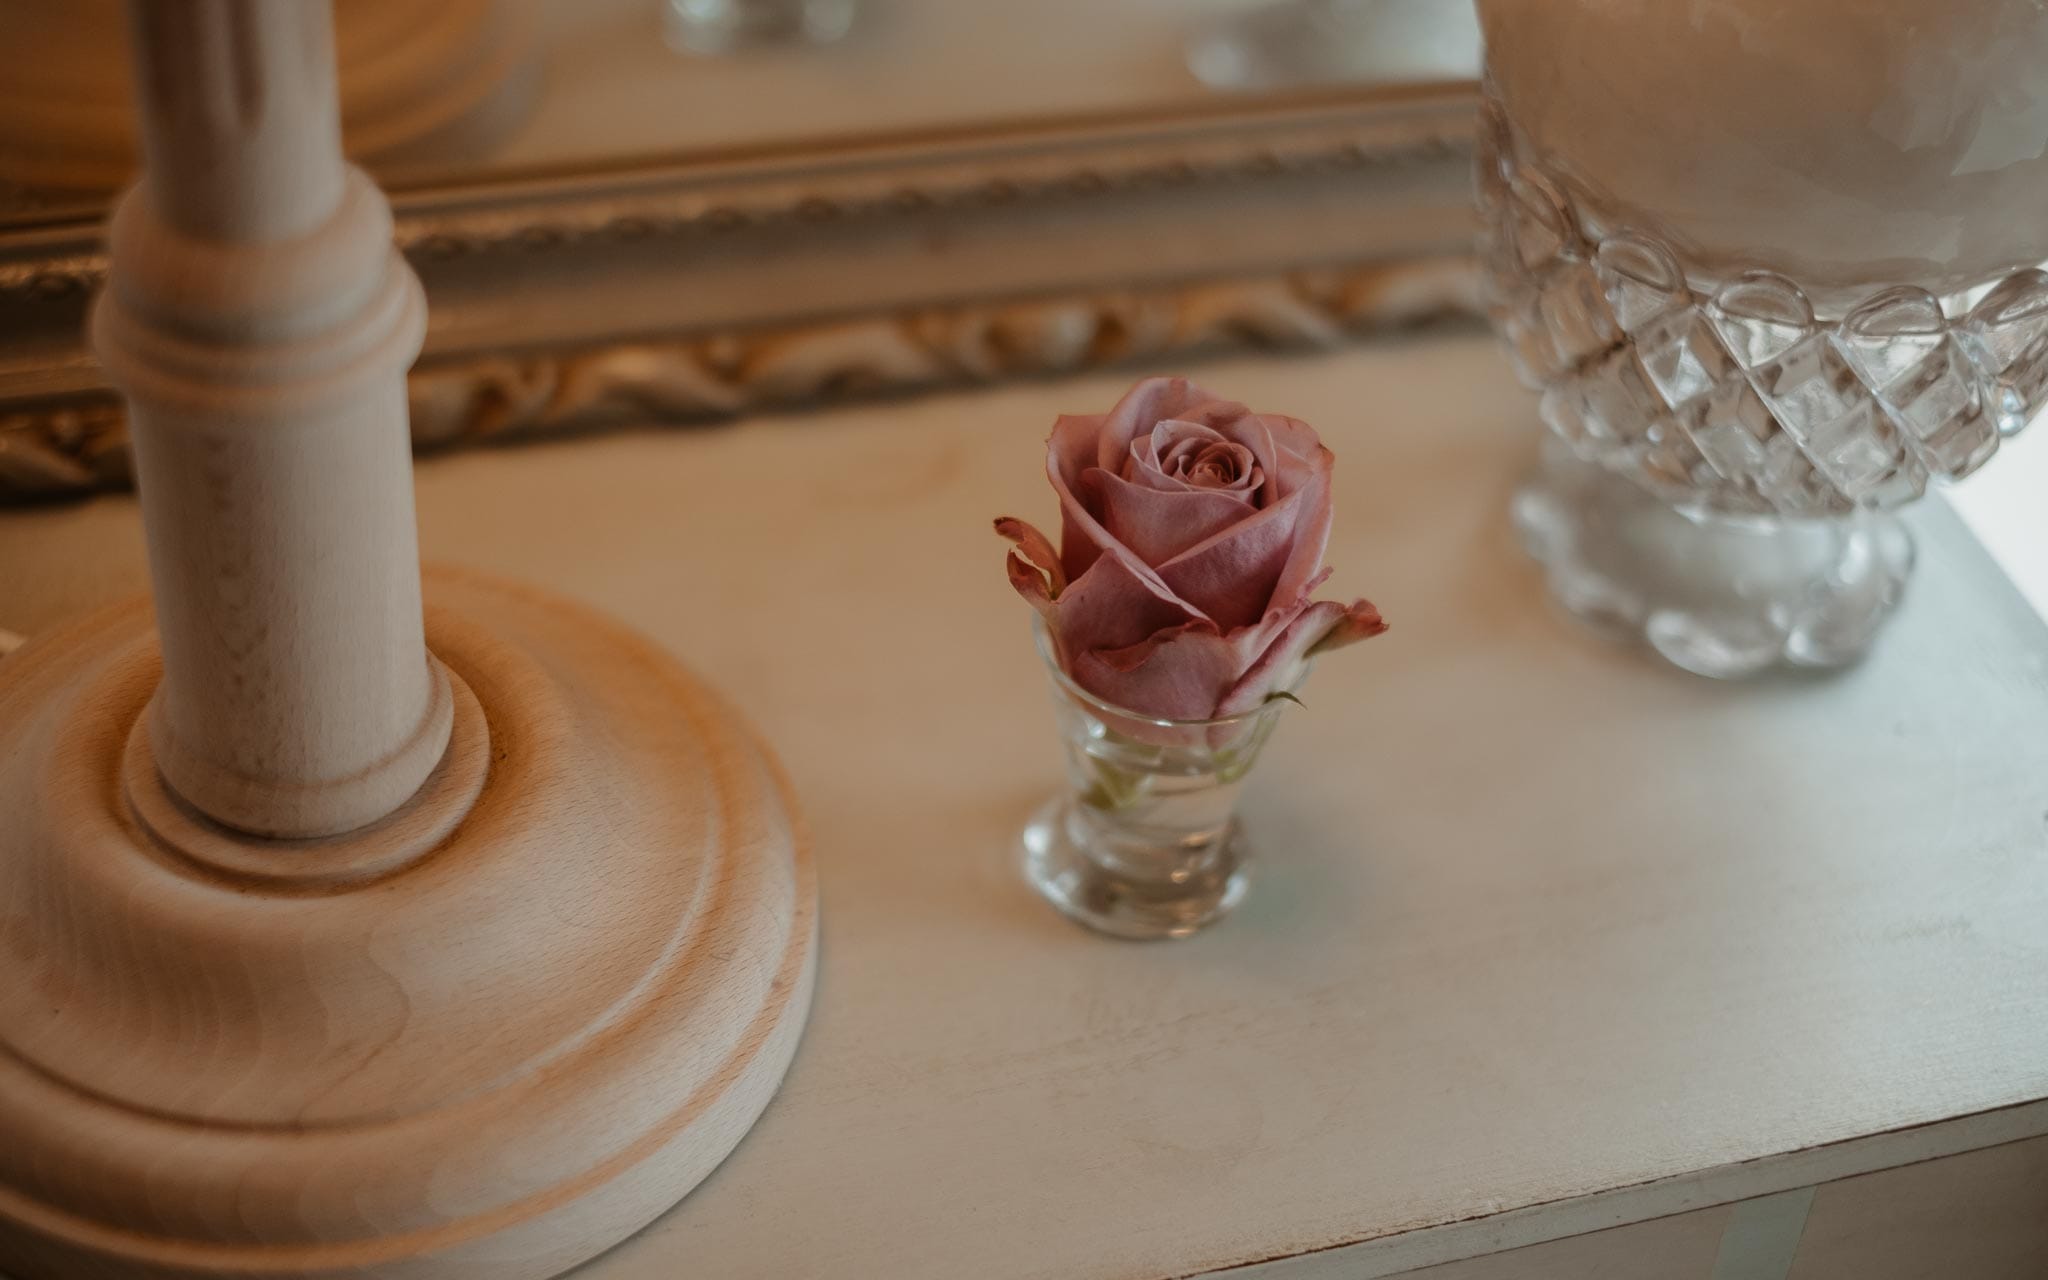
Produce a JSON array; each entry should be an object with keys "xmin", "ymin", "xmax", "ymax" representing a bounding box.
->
[{"xmin": 0, "ymin": 83, "xmax": 1481, "ymax": 500}]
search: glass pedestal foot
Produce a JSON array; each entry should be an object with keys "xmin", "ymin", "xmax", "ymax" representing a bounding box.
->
[
  {"xmin": 1021, "ymin": 798, "xmax": 1251, "ymax": 941},
  {"xmin": 1514, "ymin": 443, "xmax": 1915, "ymax": 678}
]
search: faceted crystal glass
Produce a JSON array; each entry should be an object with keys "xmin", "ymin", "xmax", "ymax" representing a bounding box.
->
[
  {"xmin": 1476, "ymin": 6, "xmax": 2048, "ymax": 676},
  {"xmin": 1019, "ymin": 619, "xmax": 1291, "ymax": 941}
]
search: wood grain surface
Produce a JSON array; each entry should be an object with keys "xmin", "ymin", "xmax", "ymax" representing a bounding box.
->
[
  {"xmin": 94, "ymin": 0, "xmax": 444, "ymax": 838},
  {"xmin": 0, "ymin": 8, "xmax": 817, "ymax": 1275},
  {"xmin": 0, "ymin": 572, "xmax": 818, "ymax": 1279}
]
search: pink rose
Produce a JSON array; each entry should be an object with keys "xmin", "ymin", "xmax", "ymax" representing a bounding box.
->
[{"xmin": 998, "ymin": 376, "xmax": 1386, "ymax": 722}]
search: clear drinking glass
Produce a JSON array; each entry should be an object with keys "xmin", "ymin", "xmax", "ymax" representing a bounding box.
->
[
  {"xmin": 1019, "ymin": 619, "xmax": 1292, "ymax": 941},
  {"xmin": 1476, "ymin": 2, "xmax": 2048, "ymax": 677}
]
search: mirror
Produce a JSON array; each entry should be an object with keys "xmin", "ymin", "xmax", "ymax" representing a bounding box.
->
[
  {"xmin": 0, "ymin": 0, "xmax": 1485, "ymax": 501},
  {"xmin": 1, "ymin": 0, "xmax": 1480, "ymax": 218}
]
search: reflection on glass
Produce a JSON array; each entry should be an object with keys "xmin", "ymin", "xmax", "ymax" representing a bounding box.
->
[
  {"xmin": 1188, "ymin": 0, "xmax": 1480, "ymax": 92},
  {"xmin": 662, "ymin": 0, "xmax": 858, "ymax": 54}
]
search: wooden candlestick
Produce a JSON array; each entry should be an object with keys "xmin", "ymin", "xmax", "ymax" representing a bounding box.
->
[
  {"xmin": 107, "ymin": 0, "xmax": 449, "ymax": 838},
  {"xmin": 0, "ymin": 4, "xmax": 815, "ymax": 1277}
]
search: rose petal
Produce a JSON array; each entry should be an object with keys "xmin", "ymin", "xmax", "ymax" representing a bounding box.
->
[
  {"xmin": 1205, "ymin": 413, "xmax": 1279, "ymax": 506},
  {"xmin": 1211, "ymin": 412, "xmax": 1328, "ymax": 509},
  {"xmin": 1005, "ymin": 550, "xmax": 1057, "ymax": 619},
  {"xmin": 1131, "ymin": 420, "xmax": 1224, "ymax": 489},
  {"xmin": 994, "ymin": 516, "xmax": 1066, "ymax": 595},
  {"xmin": 1213, "ymin": 597, "xmax": 1379, "ymax": 717},
  {"xmin": 1021, "ymin": 376, "xmax": 1382, "ymax": 725},
  {"xmin": 1127, "ymin": 424, "xmax": 1267, "ymax": 504},
  {"xmin": 1050, "ymin": 411, "xmax": 1107, "ymax": 493},
  {"xmin": 1201, "ymin": 412, "xmax": 1337, "ymax": 615},
  {"xmin": 1156, "ymin": 426, "xmax": 1219, "ymax": 475},
  {"xmin": 1310, "ymin": 598, "xmax": 1389, "ymax": 656},
  {"xmin": 1185, "ymin": 442, "xmax": 1260, "ymax": 490},
  {"xmin": 1263, "ymin": 462, "xmax": 1335, "ymax": 614},
  {"xmin": 1047, "ymin": 418, "xmax": 1120, "ymax": 584},
  {"xmin": 1069, "ymin": 624, "xmax": 1248, "ymax": 722},
  {"xmin": 1051, "ymin": 382, "xmax": 1258, "ymax": 580},
  {"xmin": 1051, "ymin": 544, "xmax": 1208, "ymax": 658},
  {"xmin": 1069, "ymin": 583, "xmax": 1322, "ymax": 721},
  {"xmin": 1093, "ymin": 377, "xmax": 1234, "ymax": 474},
  {"xmin": 1154, "ymin": 485, "xmax": 1312, "ymax": 630},
  {"xmin": 1087, "ymin": 467, "xmax": 1256, "ymax": 567},
  {"xmin": 1251, "ymin": 412, "xmax": 1327, "ymax": 464}
]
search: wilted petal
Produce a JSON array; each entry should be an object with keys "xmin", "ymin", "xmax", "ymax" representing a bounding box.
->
[
  {"xmin": 1215, "ymin": 596, "xmax": 1385, "ymax": 716},
  {"xmin": 1308, "ymin": 598, "xmax": 1388, "ymax": 656},
  {"xmin": 1005, "ymin": 550, "xmax": 1057, "ymax": 618},
  {"xmin": 994, "ymin": 516, "xmax": 1066, "ymax": 595}
]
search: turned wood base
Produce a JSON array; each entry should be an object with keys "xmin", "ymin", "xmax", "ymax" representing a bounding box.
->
[{"xmin": 0, "ymin": 569, "xmax": 817, "ymax": 1280}]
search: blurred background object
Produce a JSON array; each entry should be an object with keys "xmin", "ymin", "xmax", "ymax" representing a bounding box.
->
[
  {"xmin": 662, "ymin": 0, "xmax": 859, "ymax": 54},
  {"xmin": 0, "ymin": 0, "xmax": 1484, "ymax": 214},
  {"xmin": 1188, "ymin": 0, "xmax": 1479, "ymax": 92},
  {"xmin": 0, "ymin": 0, "xmax": 1486, "ymax": 500},
  {"xmin": 0, "ymin": 0, "xmax": 535, "ymax": 196}
]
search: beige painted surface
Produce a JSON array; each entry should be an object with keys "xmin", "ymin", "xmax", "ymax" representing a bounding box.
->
[
  {"xmin": 1788, "ymin": 1136, "xmax": 2048, "ymax": 1280},
  {"xmin": 3, "ymin": 337, "xmax": 2048, "ymax": 1277},
  {"xmin": 1385, "ymin": 1205, "xmax": 1732, "ymax": 1280}
]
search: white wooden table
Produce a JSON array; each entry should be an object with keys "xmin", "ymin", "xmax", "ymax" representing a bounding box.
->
[{"xmin": 3, "ymin": 335, "xmax": 2046, "ymax": 1279}]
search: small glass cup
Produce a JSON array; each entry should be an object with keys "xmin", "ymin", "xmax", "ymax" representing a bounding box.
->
[{"xmin": 1019, "ymin": 619, "xmax": 1293, "ymax": 940}]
